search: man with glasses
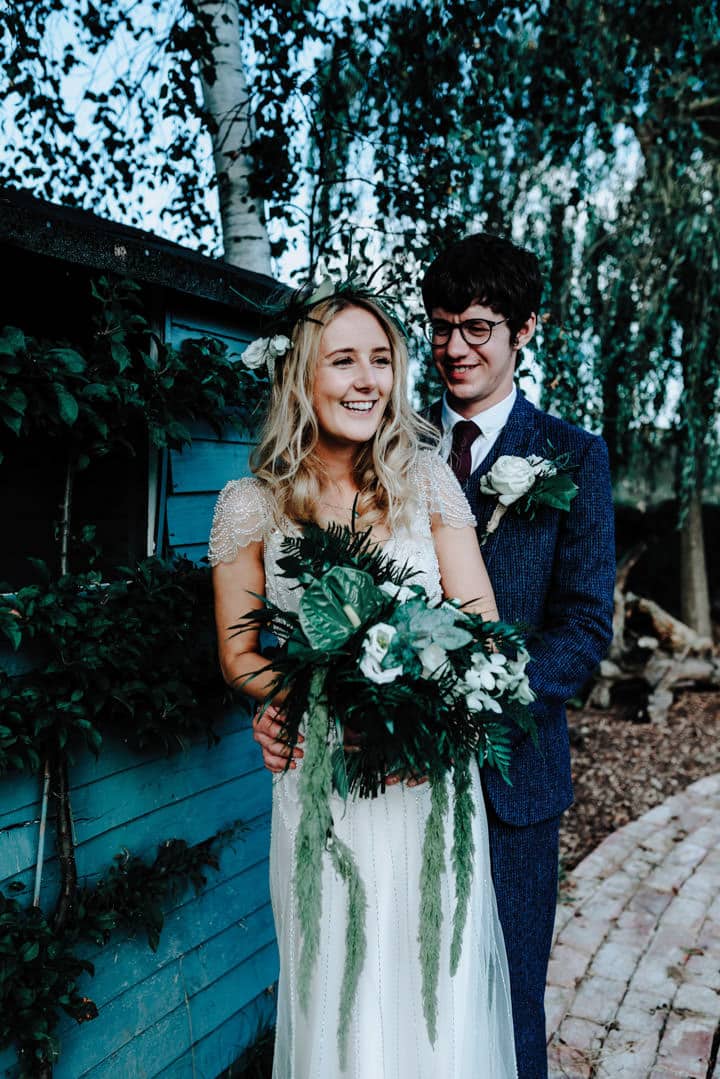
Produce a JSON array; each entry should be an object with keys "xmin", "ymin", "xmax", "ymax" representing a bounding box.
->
[{"xmin": 422, "ymin": 233, "xmax": 615, "ymax": 1079}]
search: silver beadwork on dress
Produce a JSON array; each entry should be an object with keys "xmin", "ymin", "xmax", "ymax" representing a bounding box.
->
[{"xmin": 208, "ymin": 449, "xmax": 517, "ymax": 1079}]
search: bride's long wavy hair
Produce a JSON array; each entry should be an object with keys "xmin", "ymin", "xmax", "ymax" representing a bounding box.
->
[{"xmin": 251, "ymin": 295, "xmax": 438, "ymax": 530}]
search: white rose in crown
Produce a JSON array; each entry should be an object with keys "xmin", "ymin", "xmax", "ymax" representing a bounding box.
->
[
  {"xmin": 240, "ymin": 334, "xmax": 291, "ymax": 377},
  {"xmin": 240, "ymin": 337, "xmax": 268, "ymax": 371},
  {"xmin": 480, "ymin": 455, "xmax": 537, "ymax": 505}
]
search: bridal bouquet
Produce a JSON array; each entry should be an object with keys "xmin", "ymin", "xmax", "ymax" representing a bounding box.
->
[{"xmin": 231, "ymin": 523, "xmax": 536, "ymax": 1061}]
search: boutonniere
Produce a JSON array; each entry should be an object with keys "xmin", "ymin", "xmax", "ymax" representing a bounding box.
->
[{"xmin": 478, "ymin": 450, "xmax": 578, "ymax": 543}]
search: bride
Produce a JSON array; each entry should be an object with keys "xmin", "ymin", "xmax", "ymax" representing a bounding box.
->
[{"xmin": 209, "ymin": 289, "xmax": 517, "ymax": 1078}]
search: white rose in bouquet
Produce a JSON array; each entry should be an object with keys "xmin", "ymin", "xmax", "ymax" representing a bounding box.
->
[
  {"xmin": 359, "ymin": 623, "xmax": 403, "ymax": 684},
  {"xmin": 480, "ymin": 455, "xmax": 537, "ymax": 505}
]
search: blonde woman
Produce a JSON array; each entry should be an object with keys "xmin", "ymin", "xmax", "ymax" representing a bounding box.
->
[{"xmin": 209, "ymin": 292, "xmax": 517, "ymax": 1078}]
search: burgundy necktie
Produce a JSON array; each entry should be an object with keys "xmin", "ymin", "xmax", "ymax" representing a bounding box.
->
[{"xmin": 449, "ymin": 420, "xmax": 479, "ymax": 484}]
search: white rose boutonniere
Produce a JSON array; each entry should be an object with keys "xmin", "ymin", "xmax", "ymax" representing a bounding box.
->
[
  {"xmin": 478, "ymin": 447, "xmax": 578, "ymax": 542},
  {"xmin": 480, "ymin": 456, "xmax": 537, "ymax": 505}
]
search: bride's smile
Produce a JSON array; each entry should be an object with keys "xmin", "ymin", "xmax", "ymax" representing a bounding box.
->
[{"xmin": 312, "ymin": 305, "xmax": 394, "ymax": 449}]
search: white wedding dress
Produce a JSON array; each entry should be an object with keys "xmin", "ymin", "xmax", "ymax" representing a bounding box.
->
[{"xmin": 209, "ymin": 451, "xmax": 517, "ymax": 1079}]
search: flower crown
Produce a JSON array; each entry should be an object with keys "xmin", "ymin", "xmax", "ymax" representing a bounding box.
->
[{"xmin": 236, "ymin": 268, "xmax": 408, "ymax": 379}]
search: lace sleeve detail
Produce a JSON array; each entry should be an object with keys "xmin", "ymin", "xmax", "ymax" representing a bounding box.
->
[
  {"xmin": 207, "ymin": 478, "xmax": 273, "ymax": 565},
  {"xmin": 419, "ymin": 450, "xmax": 477, "ymax": 528}
]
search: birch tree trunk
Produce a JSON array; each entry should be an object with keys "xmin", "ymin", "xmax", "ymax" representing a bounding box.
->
[
  {"xmin": 194, "ymin": 0, "xmax": 272, "ymax": 274},
  {"xmin": 680, "ymin": 487, "xmax": 712, "ymax": 637}
]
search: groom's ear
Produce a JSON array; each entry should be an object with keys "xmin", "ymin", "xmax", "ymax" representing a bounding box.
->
[{"xmin": 513, "ymin": 313, "xmax": 537, "ymax": 349}]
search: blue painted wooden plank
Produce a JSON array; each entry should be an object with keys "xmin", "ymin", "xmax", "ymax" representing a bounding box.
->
[
  {"xmin": 169, "ymin": 544, "xmax": 209, "ymax": 565},
  {"xmin": 51, "ymin": 882, "xmax": 277, "ymax": 1076},
  {"xmin": 1, "ymin": 767, "xmax": 272, "ymax": 907},
  {"xmin": 0, "ymin": 774, "xmax": 41, "ymax": 825},
  {"xmin": 153, "ymin": 991, "xmax": 276, "ymax": 1079},
  {"xmin": 47, "ymin": 830, "xmax": 273, "ymax": 1044},
  {"xmin": 58, "ymin": 900, "xmax": 278, "ymax": 1079},
  {"xmin": 180, "ymin": 418, "xmax": 255, "ymax": 443},
  {"xmin": 73, "ymin": 940, "xmax": 279, "ymax": 1079},
  {"xmin": 70, "ymin": 770, "xmax": 272, "ymax": 883},
  {"xmin": 54, "ymin": 857, "xmax": 275, "ymax": 1039},
  {"xmin": 0, "ymin": 639, "xmax": 46, "ymax": 676},
  {"xmin": 0, "ymin": 701, "xmax": 252, "ymax": 832},
  {"xmin": 170, "ymin": 441, "xmax": 253, "ymax": 494},
  {"xmin": 1, "ymin": 728, "xmax": 265, "ymax": 879},
  {"xmin": 167, "ymin": 493, "xmax": 217, "ymax": 548}
]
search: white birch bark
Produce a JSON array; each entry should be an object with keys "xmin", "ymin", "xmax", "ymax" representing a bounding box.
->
[{"xmin": 195, "ymin": 0, "xmax": 273, "ymax": 274}]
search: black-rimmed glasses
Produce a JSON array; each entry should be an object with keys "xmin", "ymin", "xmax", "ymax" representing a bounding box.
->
[{"xmin": 424, "ymin": 317, "xmax": 509, "ymax": 347}]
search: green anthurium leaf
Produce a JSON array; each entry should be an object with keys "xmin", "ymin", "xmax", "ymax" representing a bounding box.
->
[
  {"xmin": 299, "ymin": 566, "xmax": 381, "ymax": 650},
  {"xmin": 331, "ymin": 746, "xmax": 349, "ymax": 799}
]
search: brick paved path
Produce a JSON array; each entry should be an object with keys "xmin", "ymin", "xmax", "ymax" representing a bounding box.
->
[{"xmin": 546, "ymin": 774, "xmax": 720, "ymax": 1078}]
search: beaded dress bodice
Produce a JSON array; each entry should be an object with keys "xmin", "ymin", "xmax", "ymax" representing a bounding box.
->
[{"xmin": 208, "ymin": 450, "xmax": 476, "ymax": 611}]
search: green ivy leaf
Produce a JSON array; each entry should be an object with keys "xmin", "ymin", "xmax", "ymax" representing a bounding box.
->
[
  {"xmin": 20, "ymin": 940, "xmax": 40, "ymax": 963},
  {"xmin": 53, "ymin": 384, "xmax": 79, "ymax": 426},
  {"xmin": 3, "ymin": 387, "xmax": 27, "ymax": 416},
  {"xmin": 49, "ymin": 348, "xmax": 86, "ymax": 375},
  {"xmin": 0, "ymin": 619, "xmax": 22, "ymax": 651},
  {"xmin": 0, "ymin": 407, "xmax": 22, "ymax": 435},
  {"xmin": 110, "ymin": 340, "xmax": 132, "ymax": 371},
  {"xmin": 0, "ymin": 326, "xmax": 26, "ymax": 355}
]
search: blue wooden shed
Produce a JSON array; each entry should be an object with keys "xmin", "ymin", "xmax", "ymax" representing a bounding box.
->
[{"xmin": 0, "ymin": 190, "xmax": 280, "ymax": 1077}]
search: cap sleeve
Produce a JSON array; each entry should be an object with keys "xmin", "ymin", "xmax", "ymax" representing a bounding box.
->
[
  {"xmin": 419, "ymin": 451, "xmax": 477, "ymax": 529},
  {"xmin": 207, "ymin": 478, "xmax": 273, "ymax": 565}
]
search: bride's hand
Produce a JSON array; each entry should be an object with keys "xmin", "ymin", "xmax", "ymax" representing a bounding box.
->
[{"xmin": 253, "ymin": 704, "xmax": 303, "ymax": 773}]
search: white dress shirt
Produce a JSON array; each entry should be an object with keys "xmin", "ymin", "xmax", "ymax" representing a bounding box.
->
[{"xmin": 440, "ymin": 386, "xmax": 517, "ymax": 474}]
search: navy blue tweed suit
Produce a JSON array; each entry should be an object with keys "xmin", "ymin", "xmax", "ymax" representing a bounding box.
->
[{"xmin": 427, "ymin": 391, "xmax": 616, "ymax": 1078}]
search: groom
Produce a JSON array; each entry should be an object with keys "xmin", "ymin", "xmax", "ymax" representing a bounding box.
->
[{"xmin": 422, "ymin": 233, "xmax": 615, "ymax": 1078}]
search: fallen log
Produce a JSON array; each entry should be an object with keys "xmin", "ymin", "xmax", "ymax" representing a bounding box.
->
[{"xmin": 586, "ymin": 557, "xmax": 717, "ymax": 720}]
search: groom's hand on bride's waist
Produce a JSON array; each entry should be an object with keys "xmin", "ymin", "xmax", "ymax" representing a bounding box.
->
[{"xmin": 252, "ymin": 709, "xmax": 428, "ymax": 788}]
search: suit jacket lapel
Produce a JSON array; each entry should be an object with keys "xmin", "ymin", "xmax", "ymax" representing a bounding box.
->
[
  {"xmin": 424, "ymin": 391, "xmax": 541, "ymax": 565},
  {"xmin": 465, "ymin": 392, "xmax": 540, "ymax": 566}
]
